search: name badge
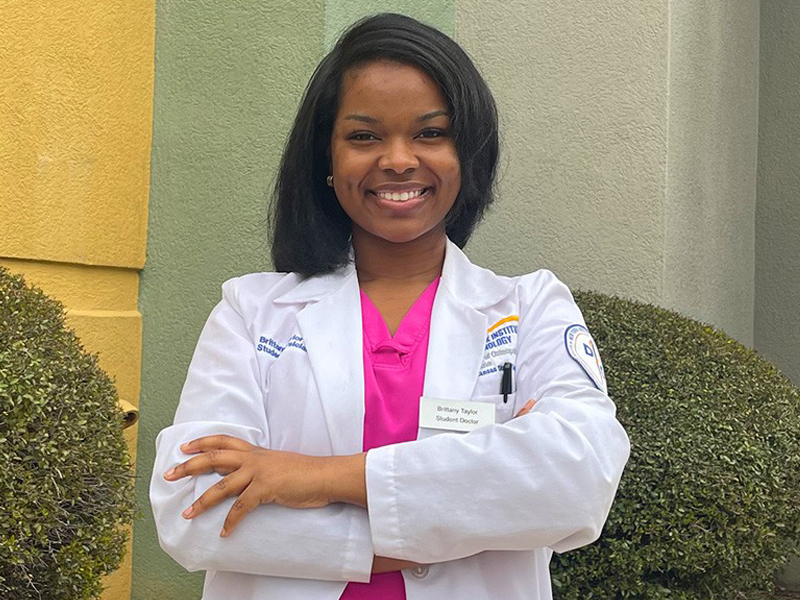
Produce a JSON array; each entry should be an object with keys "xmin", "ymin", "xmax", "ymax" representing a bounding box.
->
[{"xmin": 418, "ymin": 397, "xmax": 496, "ymax": 432}]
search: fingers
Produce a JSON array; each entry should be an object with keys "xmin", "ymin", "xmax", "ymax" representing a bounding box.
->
[
  {"xmin": 164, "ymin": 448, "xmax": 243, "ymax": 480},
  {"xmin": 180, "ymin": 469, "xmax": 251, "ymax": 521},
  {"xmin": 220, "ymin": 484, "xmax": 262, "ymax": 538},
  {"xmin": 164, "ymin": 435, "xmax": 257, "ymax": 480},
  {"xmin": 180, "ymin": 434, "xmax": 257, "ymax": 454},
  {"xmin": 514, "ymin": 398, "xmax": 537, "ymax": 418}
]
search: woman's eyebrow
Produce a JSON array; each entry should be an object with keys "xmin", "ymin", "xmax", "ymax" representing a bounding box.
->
[
  {"xmin": 343, "ymin": 110, "xmax": 450, "ymax": 124},
  {"xmin": 344, "ymin": 114, "xmax": 378, "ymax": 124},
  {"xmin": 417, "ymin": 110, "xmax": 449, "ymax": 122}
]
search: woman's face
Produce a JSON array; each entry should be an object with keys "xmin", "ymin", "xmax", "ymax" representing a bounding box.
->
[{"xmin": 330, "ymin": 60, "xmax": 461, "ymax": 246}]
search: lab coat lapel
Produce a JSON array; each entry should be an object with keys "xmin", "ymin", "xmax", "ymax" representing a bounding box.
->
[
  {"xmin": 424, "ymin": 242, "xmax": 492, "ymax": 401},
  {"xmin": 424, "ymin": 240, "xmax": 515, "ymax": 401},
  {"xmin": 424, "ymin": 286, "xmax": 487, "ymax": 401},
  {"xmin": 295, "ymin": 272, "xmax": 365, "ymax": 455}
]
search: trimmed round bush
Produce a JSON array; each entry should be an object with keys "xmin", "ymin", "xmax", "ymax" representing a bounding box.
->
[
  {"xmin": 0, "ymin": 266, "xmax": 137, "ymax": 599},
  {"xmin": 552, "ymin": 291, "xmax": 800, "ymax": 600}
]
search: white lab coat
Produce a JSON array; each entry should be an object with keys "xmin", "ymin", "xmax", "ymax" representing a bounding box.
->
[{"xmin": 150, "ymin": 239, "xmax": 630, "ymax": 600}]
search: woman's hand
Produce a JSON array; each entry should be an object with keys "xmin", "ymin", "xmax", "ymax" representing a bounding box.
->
[{"xmin": 163, "ymin": 435, "xmax": 349, "ymax": 537}]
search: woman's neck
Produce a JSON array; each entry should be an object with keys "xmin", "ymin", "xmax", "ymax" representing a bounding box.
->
[{"xmin": 352, "ymin": 227, "xmax": 446, "ymax": 285}]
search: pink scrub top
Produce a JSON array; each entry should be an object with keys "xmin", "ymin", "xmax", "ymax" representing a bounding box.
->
[{"xmin": 340, "ymin": 277, "xmax": 440, "ymax": 600}]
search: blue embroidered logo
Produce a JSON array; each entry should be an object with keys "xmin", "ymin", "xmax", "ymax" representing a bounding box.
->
[
  {"xmin": 257, "ymin": 336, "xmax": 284, "ymax": 358},
  {"xmin": 256, "ymin": 334, "xmax": 307, "ymax": 358},
  {"xmin": 479, "ymin": 317, "xmax": 519, "ymax": 377},
  {"xmin": 286, "ymin": 335, "xmax": 307, "ymax": 352}
]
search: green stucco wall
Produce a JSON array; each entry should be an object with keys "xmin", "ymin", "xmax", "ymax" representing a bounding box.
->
[{"xmin": 457, "ymin": 0, "xmax": 760, "ymax": 346}]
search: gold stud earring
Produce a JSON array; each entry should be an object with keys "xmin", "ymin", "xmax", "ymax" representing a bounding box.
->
[{"xmin": 326, "ymin": 175, "xmax": 334, "ymax": 187}]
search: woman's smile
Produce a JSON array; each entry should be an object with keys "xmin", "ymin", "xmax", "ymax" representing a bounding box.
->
[
  {"xmin": 369, "ymin": 186, "xmax": 432, "ymax": 203},
  {"xmin": 366, "ymin": 186, "xmax": 435, "ymax": 218}
]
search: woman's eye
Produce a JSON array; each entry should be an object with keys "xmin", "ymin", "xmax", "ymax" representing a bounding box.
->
[
  {"xmin": 349, "ymin": 132, "xmax": 378, "ymax": 142},
  {"xmin": 418, "ymin": 129, "xmax": 446, "ymax": 139}
]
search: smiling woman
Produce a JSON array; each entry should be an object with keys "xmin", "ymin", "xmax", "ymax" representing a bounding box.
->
[{"xmin": 150, "ymin": 13, "xmax": 630, "ymax": 600}]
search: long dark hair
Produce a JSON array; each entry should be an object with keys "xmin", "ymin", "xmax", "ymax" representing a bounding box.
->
[{"xmin": 270, "ymin": 13, "xmax": 499, "ymax": 276}]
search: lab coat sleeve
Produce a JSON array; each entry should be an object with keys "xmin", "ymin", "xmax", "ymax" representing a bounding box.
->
[
  {"xmin": 364, "ymin": 270, "xmax": 630, "ymax": 564},
  {"xmin": 149, "ymin": 278, "xmax": 374, "ymax": 583}
]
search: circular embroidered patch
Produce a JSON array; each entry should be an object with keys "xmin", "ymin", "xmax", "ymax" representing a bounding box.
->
[{"xmin": 564, "ymin": 324, "xmax": 607, "ymax": 393}]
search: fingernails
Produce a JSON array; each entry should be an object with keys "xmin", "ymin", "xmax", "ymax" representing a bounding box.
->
[
  {"xmin": 220, "ymin": 528, "xmax": 228, "ymax": 538},
  {"xmin": 164, "ymin": 467, "xmax": 175, "ymax": 479},
  {"xmin": 180, "ymin": 442, "xmax": 191, "ymax": 451},
  {"xmin": 182, "ymin": 506, "xmax": 194, "ymax": 519}
]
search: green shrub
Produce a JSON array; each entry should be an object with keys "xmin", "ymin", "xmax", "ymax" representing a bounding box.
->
[
  {"xmin": 0, "ymin": 266, "xmax": 137, "ymax": 600},
  {"xmin": 552, "ymin": 291, "xmax": 800, "ymax": 600}
]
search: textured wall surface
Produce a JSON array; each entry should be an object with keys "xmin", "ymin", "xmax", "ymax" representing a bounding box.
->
[
  {"xmin": 755, "ymin": 1, "xmax": 800, "ymax": 387},
  {"xmin": 664, "ymin": 0, "xmax": 759, "ymax": 346},
  {"xmin": 756, "ymin": 3, "xmax": 800, "ymax": 584},
  {"xmin": 325, "ymin": 0, "xmax": 454, "ymax": 49},
  {"xmin": 0, "ymin": 3, "xmax": 152, "ymax": 268},
  {"xmin": 0, "ymin": 1, "xmax": 154, "ymax": 598},
  {"xmin": 458, "ymin": 0, "xmax": 669, "ymax": 303},
  {"xmin": 459, "ymin": 0, "xmax": 760, "ymax": 347}
]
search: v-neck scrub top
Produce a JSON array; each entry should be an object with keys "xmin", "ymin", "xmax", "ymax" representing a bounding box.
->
[{"xmin": 340, "ymin": 277, "xmax": 440, "ymax": 600}]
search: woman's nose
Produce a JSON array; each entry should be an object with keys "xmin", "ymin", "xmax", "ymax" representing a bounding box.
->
[{"xmin": 378, "ymin": 139, "xmax": 419, "ymax": 173}]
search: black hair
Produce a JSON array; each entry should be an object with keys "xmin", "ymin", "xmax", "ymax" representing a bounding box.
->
[{"xmin": 270, "ymin": 13, "xmax": 499, "ymax": 276}]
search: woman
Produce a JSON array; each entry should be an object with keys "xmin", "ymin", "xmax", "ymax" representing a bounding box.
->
[{"xmin": 150, "ymin": 13, "xmax": 630, "ymax": 600}]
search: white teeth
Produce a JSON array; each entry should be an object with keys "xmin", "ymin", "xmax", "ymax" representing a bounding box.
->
[{"xmin": 376, "ymin": 189, "xmax": 426, "ymax": 202}]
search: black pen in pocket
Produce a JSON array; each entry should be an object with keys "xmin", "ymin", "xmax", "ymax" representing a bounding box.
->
[{"xmin": 501, "ymin": 362, "xmax": 513, "ymax": 403}]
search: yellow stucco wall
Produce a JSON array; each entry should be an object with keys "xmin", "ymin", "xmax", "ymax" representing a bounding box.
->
[
  {"xmin": 0, "ymin": 2, "xmax": 154, "ymax": 599},
  {"xmin": 0, "ymin": 2, "xmax": 152, "ymax": 267}
]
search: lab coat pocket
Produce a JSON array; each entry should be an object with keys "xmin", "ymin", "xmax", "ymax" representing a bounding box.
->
[{"xmin": 470, "ymin": 393, "xmax": 516, "ymax": 424}]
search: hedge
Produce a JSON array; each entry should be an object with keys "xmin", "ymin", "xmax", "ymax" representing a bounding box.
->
[
  {"xmin": 552, "ymin": 290, "xmax": 800, "ymax": 599},
  {"xmin": 0, "ymin": 266, "xmax": 137, "ymax": 599}
]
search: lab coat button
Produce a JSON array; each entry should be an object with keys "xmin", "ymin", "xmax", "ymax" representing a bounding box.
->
[{"xmin": 410, "ymin": 565, "xmax": 429, "ymax": 579}]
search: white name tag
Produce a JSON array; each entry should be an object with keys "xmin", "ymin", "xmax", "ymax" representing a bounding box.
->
[{"xmin": 418, "ymin": 397, "xmax": 496, "ymax": 432}]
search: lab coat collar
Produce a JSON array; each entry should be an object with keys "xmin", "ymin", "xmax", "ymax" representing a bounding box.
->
[
  {"xmin": 273, "ymin": 255, "xmax": 357, "ymax": 305},
  {"xmin": 273, "ymin": 238, "xmax": 513, "ymax": 308},
  {"xmin": 439, "ymin": 239, "xmax": 514, "ymax": 309}
]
